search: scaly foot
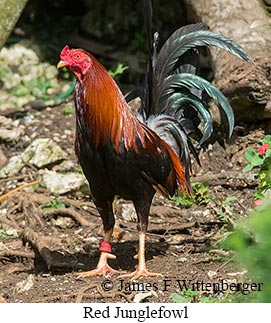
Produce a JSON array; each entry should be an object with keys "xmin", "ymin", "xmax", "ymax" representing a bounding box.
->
[
  {"xmin": 77, "ymin": 251, "xmax": 123, "ymax": 278},
  {"xmin": 77, "ymin": 263, "xmax": 121, "ymax": 278},
  {"xmin": 118, "ymin": 266, "xmax": 162, "ymax": 280}
]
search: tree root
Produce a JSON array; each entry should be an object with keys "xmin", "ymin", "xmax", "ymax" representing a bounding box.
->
[
  {"xmin": 0, "ymin": 249, "xmax": 35, "ymax": 260},
  {"xmin": 191, "ymin": 170, "xmax": 258, "ymax": 187},
  {"xmin": 58, "ymin": 196, "xmax": 98, "ymax": 214},
  {"xmin": 166, "ymin": 232, "xmax": 215, "ymax": 245},
  {"xmin": 22, "ymin": 201, "xmax": 45, "ymax": 227},
  {"xmin": 20, "ymin": 227, "xmax": 78, "ymax": 270},
  {"xmin": 43, "ymin": 208, "xmax": 94, "ymax": 227}
]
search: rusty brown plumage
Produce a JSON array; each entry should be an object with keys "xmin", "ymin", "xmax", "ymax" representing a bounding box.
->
[
  {"xmin": 75, "ymin": 53, "xmax": 148, "ymax": 153},
  {"xmin": 57, "ymin": 45, "xmax": 190, "ymax": 279}
]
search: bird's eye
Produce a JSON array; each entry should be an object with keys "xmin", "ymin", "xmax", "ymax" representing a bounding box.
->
[{"xmin": 75, "ymin": 54, "xmax": 80, "ymax": 59}]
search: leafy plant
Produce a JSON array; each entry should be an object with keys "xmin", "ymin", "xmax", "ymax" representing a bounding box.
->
[
  {"xmin": 62, "ymin": 106, "xmax": 74, "ymax": 115},
  {"xmin": 171, "ymin": 289, "xmax": 213, "ymax": 303},
  {"xmin": 108, "ymin": 63, "xmax": 128, "ymax": 78},
  {"xmin": 11, "ymin": 79, "xmax": 54, "ymax": 99},
  {"xmin": 193, "ymin": 181, "xmax": 213, "ymax": 204},
  {"xmin": 217, "ymin": 195, "xmax": 238, "ymax": 222},
  {"xmin": 224, "ymin": 200, "xmax": 271, "ymax": 302},
  {"xmin": 40, "ymin": 198, "xmax": 66, "ymax": 211},
  {"xmin": 172, "ymin": 181, "xmax": 213, "ymax": 207},
  {"xmin": 171, "ymin": 289, "xmax": 199, "ymax": 303},
  {"xmin": 243, "ymin": 135, "xmax": 271, "ymax": 201},
  {"xmin": 0, "ymin": 224, "xmax": 17, "ymax": 242},
  {"xmin": 0, "ymin": 66, "xmax": 9, "ymax": 80},
  {"xmin": 0, "ymin": 225, "xmax": 7, "ymax": 242}
]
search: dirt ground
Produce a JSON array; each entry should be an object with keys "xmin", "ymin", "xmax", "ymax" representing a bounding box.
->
[{"xmin": 0, "ymin": 101, "xmax": 269, "ymax": 303}]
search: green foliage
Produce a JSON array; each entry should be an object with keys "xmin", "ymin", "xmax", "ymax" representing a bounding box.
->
[
  {"xmin": 217, "ymin": 195, "xmax": 238, "ymax": 222},
  {"xmin": 171, "ymin": 289, "xmax": 199, "ymax": 303},
  {"xmin": 40, "ymin": 198, "xmax": 66, "ymax": 211},
  {"xmin": 224, "ymin": 201, "xmax": 271, "ymax": 302},
  {"xmin": 108, "ymin": 63, "xmax": 128, "ymax": 78},
  {"xmin": 171, "ymin": 289, "xmax": 213, "ymax": 303},
  {"xmin": 62, "ymin": 106, "xmax": 74, "ymax": 115},
  {"xmin": 11, "ymin": 79, "xmax": 54, "ymax": 99},
  {"xmin": 243, "ymin": 135, "xmax": 271, "ymax": 199},
  {"xmin": 0, "ymin": 66, "xmax": 9, "ymax": 80},
  {"xmin": 0, "ymin": 225, "xmax": 7, "ymax": 242},
  {"xmin": 0, "ymin": 224, "xmax": 17, "ymax": 242},
  {"xmin": 172, "ymin": 181, "xmax": 213, "ymax": 207}
]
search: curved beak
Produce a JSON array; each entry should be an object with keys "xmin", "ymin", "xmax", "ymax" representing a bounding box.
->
[{"xmin": 57, "ymin": 60, "xmax": 67, "ymax": 69}]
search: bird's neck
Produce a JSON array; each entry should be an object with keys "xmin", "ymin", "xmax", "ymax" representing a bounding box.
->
[{"xmin": 76, "ymin": 60, "xmax": 146, "ymax": 152}]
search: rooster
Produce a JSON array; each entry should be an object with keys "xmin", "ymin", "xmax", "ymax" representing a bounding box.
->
[{"xmin": 57, "ymin": 0, "xmax": 253, "ymax": 279}]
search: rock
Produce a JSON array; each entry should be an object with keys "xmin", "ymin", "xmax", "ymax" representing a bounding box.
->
[
  {"xmin": 52, "ymin": 160, "xmax": 76, "ymax": 172},
  {"xmin": 0, "ymin": 127, "xmax": 25, "ymax": 142},
  {"xmin": 0, "ymin": 149, "xmax": 7, "ymax": 169},
  {"xmin": 41, "ymin": 169, "xmax": 87, "ymax": 194},
  {"xmin": 177, "ymin": 257, "xmax": 188, "ymax": 263},
  {"xmin": 0, "ymin": 154, "xmax": 25, "ymax": 178},
  {"xmin": 0, "ymin": 138, "xmax": 67, "ymax": 178},
  {"xmin": 51, "ymin": 216, "xmax": 75, "ymax": 229},
  {"xmin": 24, "ymin": 138, "xmax": 67, "ymax": 168},
  {"xmin": 5, "ymin": 228, "xmax": 18, "ymax": 238},
  {"xmin": 133, "ymin": 290, "xmax": 158, "ymax": 303},
  {"xmin": 0, "ymin": 43, "xmax": 62, "ymax": 111},
  {"xmin": 116, "ymin": 201, "xmax": 137, "ymax": 222},
  {"xmin": 15, "ymin": 274, "xmax": 34, "ymax": 293},
  {"xmin": 0, "ymin": 116, "xmax": 25, "ymax": 142},
  {"xmin": 207, "ymin": 270, "xmax": 218, "ymax": 279}
]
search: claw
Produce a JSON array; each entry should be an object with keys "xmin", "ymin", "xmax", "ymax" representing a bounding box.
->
[
  {"xmin": 77, "ymin": 251, "xmax": 123, "ymax": 279},
  {"xmin": 119, "ymin": 266, "xmax": 162, "ymax": 280},
  {"xmin": 120, "ymin": 232, "xmax": 163, "ymax": 280},
  {"xmin": 77, "ymin": 263, "xmax": 120, "ymax": 279}
]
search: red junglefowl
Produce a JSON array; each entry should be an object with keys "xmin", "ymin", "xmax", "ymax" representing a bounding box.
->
[{"xmin": 57, "ymin": 0, "xmax": 253, "ymax": 279}]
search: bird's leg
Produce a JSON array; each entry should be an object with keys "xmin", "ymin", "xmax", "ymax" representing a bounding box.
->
[
  {"xmin": 77, "ymin": 198, "xmax": 122, "ymax": 278},
  {"xmin": 119, "ymin": 196, "xmax": 162, "ymax": 280}
]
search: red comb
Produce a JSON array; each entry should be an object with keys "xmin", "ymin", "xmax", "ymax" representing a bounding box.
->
[{"xmin": 60, "ymin": 45, "xmax": 70, "ymax": 58}]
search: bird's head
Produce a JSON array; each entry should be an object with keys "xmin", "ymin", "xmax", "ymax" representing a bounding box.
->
[{"xmin": 57, "ymin": 45, "xmax": 92, "ymax": 82}]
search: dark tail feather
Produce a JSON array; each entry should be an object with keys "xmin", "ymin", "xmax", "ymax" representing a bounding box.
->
[
  {"xmin": 139, "ymin": 0, "xmax": 253, "ymax": 183},
  {"xmin": 142, "ymin": 0, "xmax": 154, "ymax": 121}
]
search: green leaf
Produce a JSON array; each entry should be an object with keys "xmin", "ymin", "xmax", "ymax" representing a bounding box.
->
[
  {"xmin": 184, "ymin": 289, "xmax": 199, "ymax": 297},
  {"xmin": 265, "ymin": 149, "xmax": 271, "ymax": 158},
  {"xmin": 261, "ymin": 135, "xmax": 271, "ymax": 144},
  {"xmin": 171, "ymin": 293, "xmax": 189, "ymax": 303},
  {"xmin": 244, "ymin": 149, "xmax": 263, "ymax": 166},
  {"xmin": 244, "ymin": 149, "xmax": 257, "ymax": 163},
  {"xmin": 62, "ymin": 106, "xmax": 74, "ymax": 115},
  {"xmin": 243, "ymin": 164, "xmax": 254, "ymax": 172},
  {"xmin": 223, "ymin": 195, "xmax": 238, "ymax": 205},
  {"xmin": 200, "ymin": 297, "xmax": 214, "ymax": 303},
  {"xmin": 171, "ymin": 289, "xmax": 199, "ymax": 303},
  {"xmin": 223, "ymin": 230, "xmax": 251, "ymax": 252},
  {"xmin": 254, "ymin": 191, "xmax": 265, "ymax": 200},
  {"xmin": 108, "ymin": 63, "xmax": 128, "ymax": 78}
]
